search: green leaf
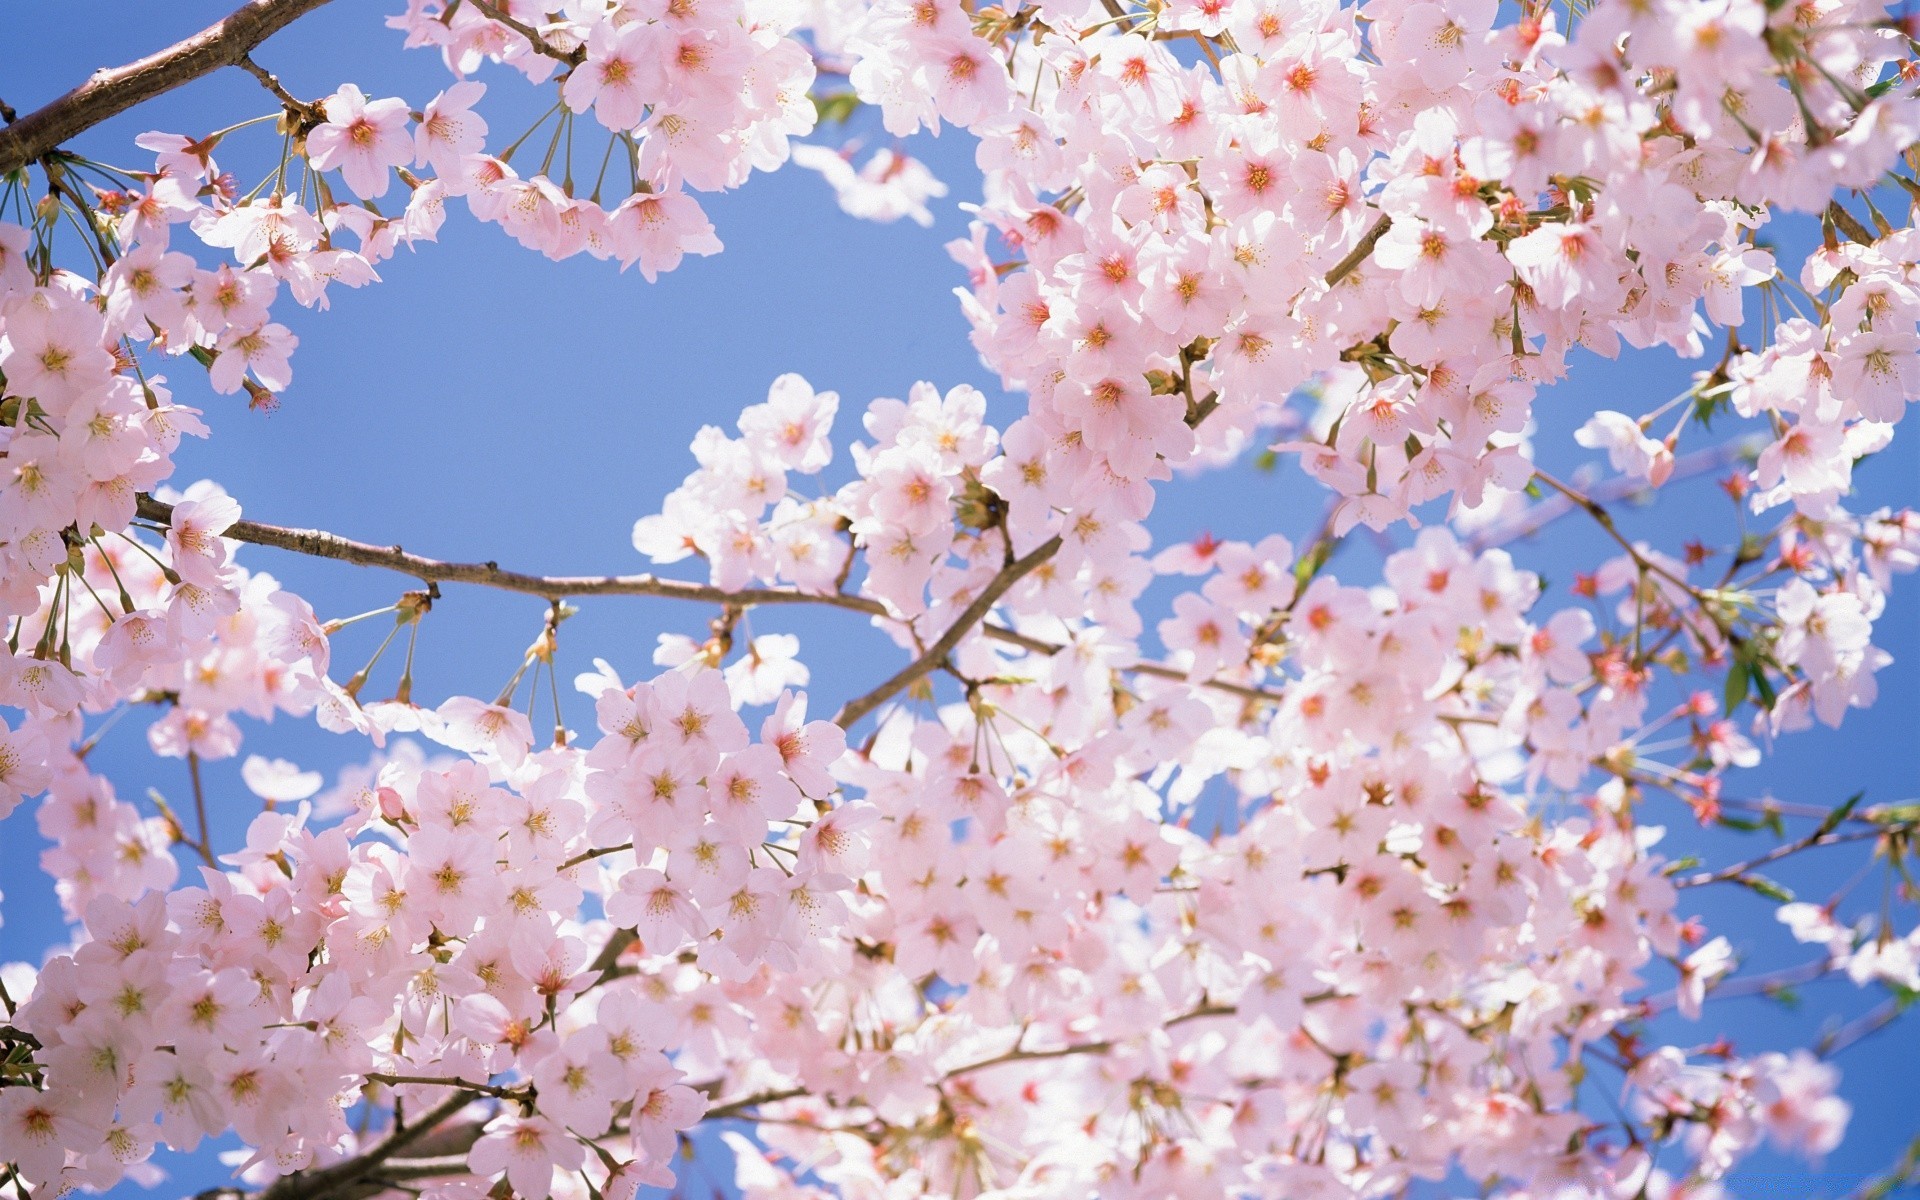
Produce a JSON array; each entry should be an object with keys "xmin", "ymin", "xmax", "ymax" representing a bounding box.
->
[
  {"xmin": 1815, "ymin": 792, "xmax": 1866, "ymax": 838},
  {"xmin": 1723, "ymin": 659, "xmax": 1751, "ymax": 714},
  {"xmin": 812, "ymin": 91, "xmax": 862, "ymax": 125},
  {"xmin": 1736, "ymin": 872, "xmax": 1795, "ymax": 903}
]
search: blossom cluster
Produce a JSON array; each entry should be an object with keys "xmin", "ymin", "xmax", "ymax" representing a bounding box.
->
[{"xmin": 3, "ymin": 0, "xmax": 1920, "ymax": 1195}]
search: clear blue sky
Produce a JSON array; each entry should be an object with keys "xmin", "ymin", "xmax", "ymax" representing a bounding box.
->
[{"xmin": 1, "ymin": 1, "xmax": 1917, "ymax": 1196}]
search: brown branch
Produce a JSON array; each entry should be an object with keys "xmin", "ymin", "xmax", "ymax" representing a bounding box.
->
[
  {"xmin": 134, "ymin": 494, "xmax": 889, "ymax": 613},
  {"xmin": 1466, "ymin": 441, "xmax": 1751, "ymax": 554},
  {"xmin": 359, "ymin": 1155, "xmax": 477, "ymax": 1185},
  {"xmin": 258, "ymin": 1090, "xmax": 476, "ymax": 1200},
  {"xmin": 465, "ymin": 0, "xmax": 585, "ymax": 65},
  {"xmin": 1642, "ymin": 955, "xmax": 1836, "ymax": 1016},
  {"xmin": 586, "ymin": 927, "xmax": 638, "ymax": 986},
  {"xmin": 1323, "ymin": 213, "xmax": 1392, "ymax": 288},
  {"xmin": 1820, "ymin": 995, "xmax": 1906, "ymax": 1058},
  {"xmin": 941, "ymin": 1004, "xmax": 1237, "ymax": 1081},
  {"xmin": 1674, "ymin": 826, "xmax": 1880, "ymax": 889},
  {"xmin": 235, "ymin": 54, "xmax": 322, "ymax": 125},
  {"xmin": 1530, "ymin": 470, "xmax": 1715, "ymax": 611},
  {"xmin": 833, "ymin": 535, "xmax": 1063, "ymax": 729},
  {"xmin": 187, "ymin": 749, "xmax": 217, "ymax": 867},
  {"xmin": 0, "ymin": 0, "xmax": 336, "ymax": 176},
  {"xmin": 363, "ymin": 1072, "xmax": 527, "ymax": 1101},
  {"xmin": 982, "ymin": 623, "xmax": 1285, "ymax": 704},
  {"xmin": 703, "ymin": 1086, "xmax": 809, "ymax": 1120}
]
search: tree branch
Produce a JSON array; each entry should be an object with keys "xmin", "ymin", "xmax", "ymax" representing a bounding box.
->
[
  {"xmin": 1466, "ymin": 441, "xmax": 1752, "ymax": 554},
  {"xmin": 1323, "ymin": 213, "xmax": 1392, "ymax": 288},
  {"xmin": 703, "ymin": 1086, "xmax": 809, "ymax": 1120},
  {"xmin": 1643, "ymin": 955, "xmax": 1837, "ymax": 1016},
  {"xmin": 982, "ymin": 622, "xmax": 1286, "ymax": 705},
  {"xmin": 1673, "ymin": 827, "xmax": 1880, "ymax": 890},
  {"xmin": 833, "ymin": 535, "xmax": 1063, "ymax": 729},
  {"xmin": 0, "ymin": 0, "xmax": 336, "ymax": 176},
  {"xmin": 363, "ymin": 1073, "xmax": 527, "ymax": 1101},
  {"xmin": 465, "ymin": 0, "xmax": 585, "ymax": 65},
  {"xmin": 258, "ymin": 1090, "xmax": 477, "ymax": 1200},
  {"xmin": 134, "ymin": 494, "xmax": 889, "ymax": 613},
  {"xmin": 941, "ymin": 1004, "xmax": 1237, "ymax": 1080}
]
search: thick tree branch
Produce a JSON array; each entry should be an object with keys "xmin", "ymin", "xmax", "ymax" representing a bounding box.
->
[
  {"xmin": 833, "ymin": 535, "xmax": 1063, "ymax": 729},
  {"xmin": 258, "ymin": 1090, "xmax": 477, "ymax": 1200},
  {"xmin": 0, "ymin": 0, "xmax": 335, "ymax": 176},
  {"xmin": 134, "ymin": 494, "xmax": 889, "ymax": 613}
]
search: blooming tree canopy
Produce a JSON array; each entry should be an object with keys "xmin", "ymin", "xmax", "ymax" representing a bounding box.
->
[{"xmin": 1, "ymin": 0, "xmax": 1918, "ymax": 1198}]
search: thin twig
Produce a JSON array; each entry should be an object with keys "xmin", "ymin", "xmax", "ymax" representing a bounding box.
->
[
  {"xmin": 1820, "ymin": 996, "xmax": 1906, "ymax": 1058},
  {"xmin": 187, "ymin": 749, "xmax": 216, "ymax": 867},
  {"xmin": 1643, "ymin": 955, "xmax": 1835, "ymax": 1016},
  {"xmin": 1467, "ymin": 441, "xmax": 1751, "ymax": 553},
  {"xmin": 1675, "ymin": 827, "xmax": 1881, "ymax": 889},
  {"xmin": 941, "ymin": 1004, "xmax": 1236, "ymax": 1080},
  {"xmin": 1532, "ymin": 471, "xmax": 1693, "ymax": 591},
  {"xmin": 235, "ymin": 54, "xmax": 322, "ymax": 125}
]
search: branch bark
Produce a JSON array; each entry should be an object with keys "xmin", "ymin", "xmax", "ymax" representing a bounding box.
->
[
  {"xmin": 982, "ymin": 622, "xmax": 1286, "ymax": 704},
  {"xmin": 0, "ymin": 0, "xmax": 336, "ymax": 177},
  {"xmin": 258, "ymin": 1090, "xmax": 477, "ymax": 1200},
  {"xmin": 1323, "ymin": 213, "xmax": 1392, "ymax": 288},
  {"xmin": 134, "ymin": 494, "xmax": 889, "ymax": 613},
  {"xmin": 833, "ymin": 534, "xmax": 1063, "ymax": 729}
]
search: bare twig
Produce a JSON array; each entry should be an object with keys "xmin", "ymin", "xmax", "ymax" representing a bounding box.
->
[
  {"xmin": 1820, "ymin": 996, "xmax": 1907, "ymax": 1058},
  {"xmin": 1644, "ymin": 955, "xmax": 1836, "ymax": 1016},
  {"xmin": 1532, "ymin": 469, "xmax": 1701, "ymax": 598},
  {"xmin": 941, "ymin": 1004, "xmax": 1236, "ymax": 1081},
  {"xmin": 235, "ymin": 54, "xmax": 322, "ymax": 124},
  {"xmin": 134, "ymin": 494, "xmax": 888, "ymax": 613},
  {"xmin": 1674, "ymin": 827, "xmax": 1880, "ymax": 890},
  {"xmin": 0, "ymin": 0, "xmax": 336, "ymax": 175},
  {"xmin": 1467, "ymin": 441, "xmax": 1752, "ymax": 553}
]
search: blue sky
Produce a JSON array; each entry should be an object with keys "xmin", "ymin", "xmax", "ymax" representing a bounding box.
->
[{"xmin": 2, "ymin": 1, "xmax": 1918, "ymax": 1196}]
